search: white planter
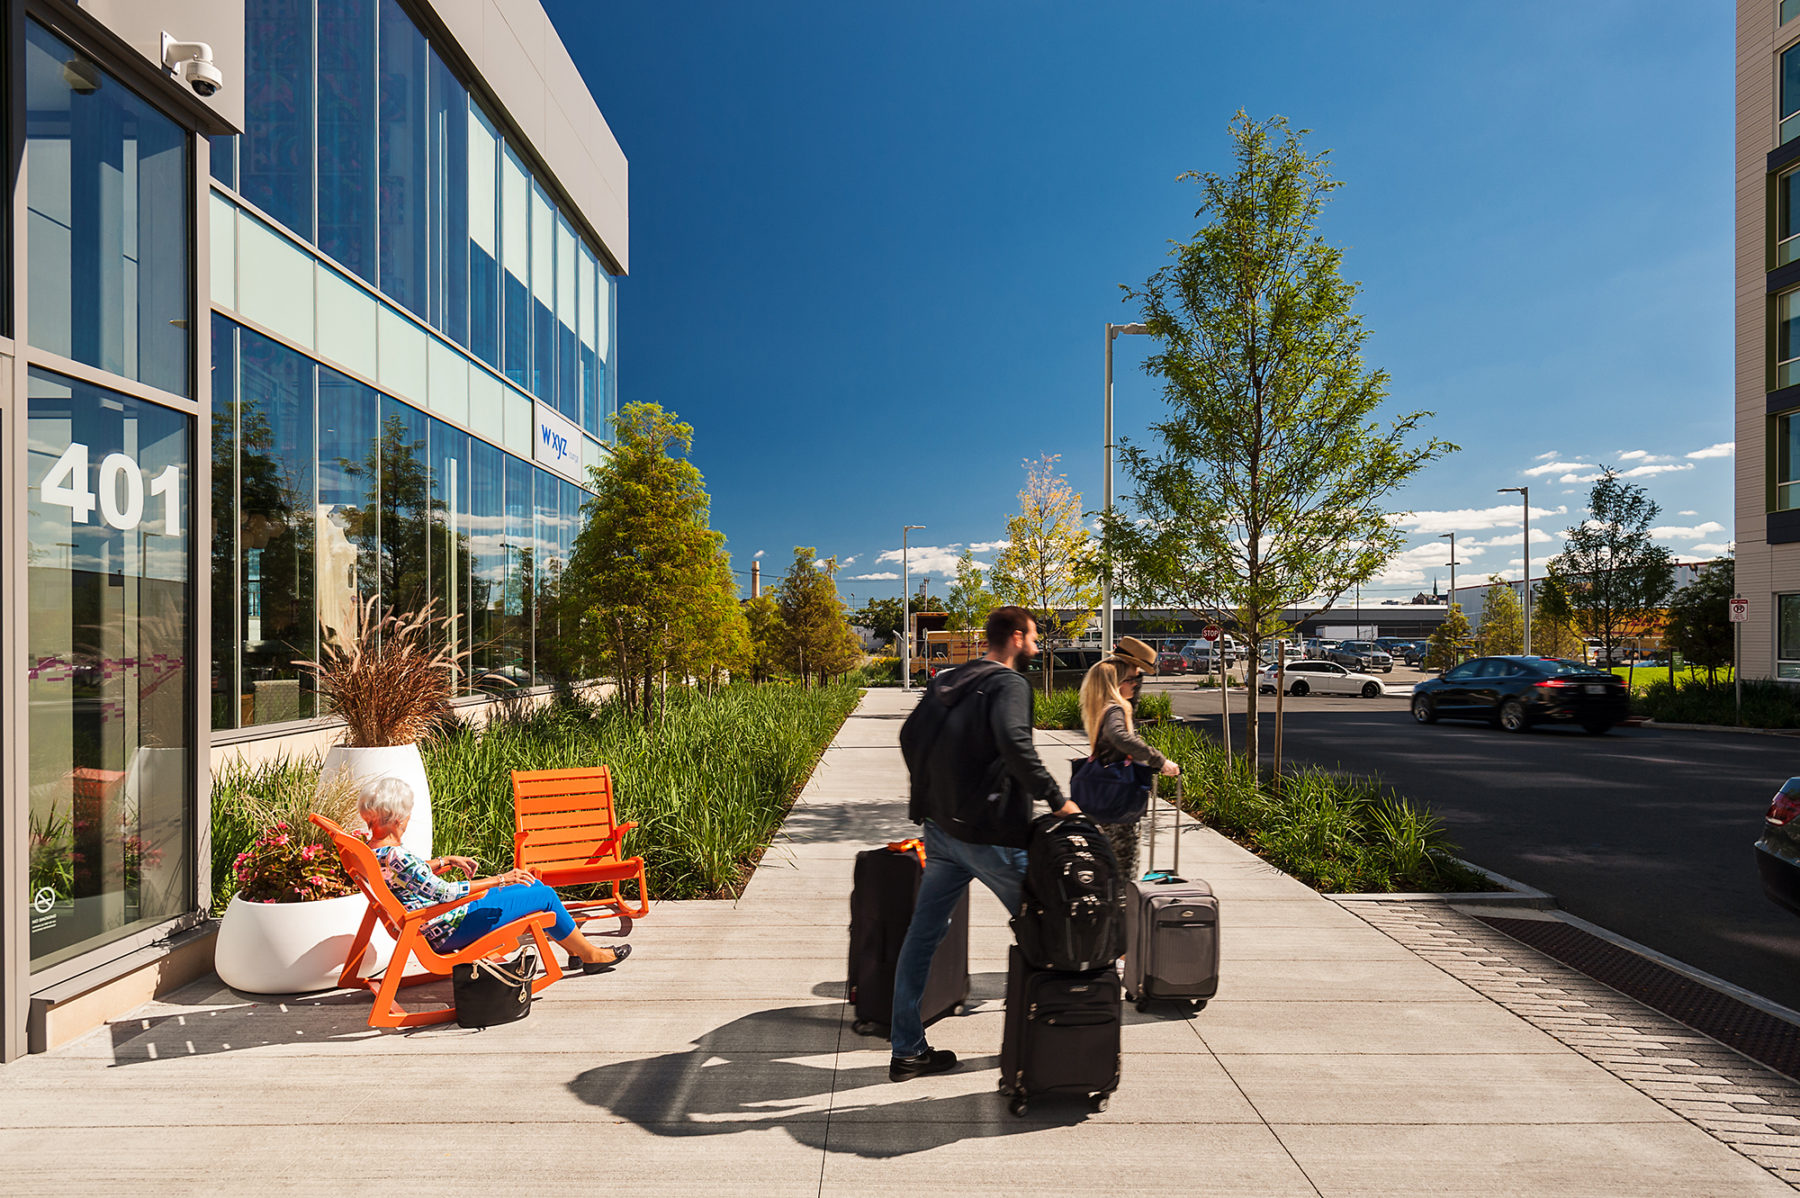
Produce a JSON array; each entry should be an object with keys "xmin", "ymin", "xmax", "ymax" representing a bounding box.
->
[
  {"xmin": 214, "ymin": 892, "xmax": 396, "ymax": 995},
  {"xmin": 320, "ymin": 743, "xmax": 432, "ymax": 857}
]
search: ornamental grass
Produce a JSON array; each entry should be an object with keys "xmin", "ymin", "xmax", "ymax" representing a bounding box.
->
[{"xmin": 296, "ymin": 597, "xmax": 462, "ymax": 748}]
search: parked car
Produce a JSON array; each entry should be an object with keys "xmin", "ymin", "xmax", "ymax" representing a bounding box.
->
[
  {"xmin": 1258, "ymin": 641, "xmax": 1303, "ymax": 665},
  {"xmin": 1374, "ymin": 637, "xmax": 1411, "ymax": 657},
  {"xmin": 1329, "ymin": 641, "xmax": 1393, "ymax": 673},
  {"xmin": 1018, "ymin": 647, "xmax": 1102, "ymax": 689},
  {"xmin": 1182, "ymin": 635, "xmax": 1239, "ymax": 671},
  {"xmin": 1302, "ymin": 638, "xmax": 1340, "ymax": 660},
  {"xmin": 1409, "ymin": 656, "xmax": 1629, "ymax": 734},
  {"xmin": 1398, "ymin": 641, "xmax": 1428, "ymax": 667},
  {"xmin": 1156, "ymin": 649, "xmax": 1188, "ymax": 675},
  {"xmin": 1259, "ymin": 660, "xmax": 1387, "ymax": 698},
  {"xmin": 1756, "ymin": 778, "xmax": 1800, "ymax": 917}
]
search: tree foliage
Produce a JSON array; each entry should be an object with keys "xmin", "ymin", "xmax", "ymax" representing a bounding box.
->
[
  {"xmin": 1425, "ymin": 604, "xmax": 1472, "ymax": 671},
  {"xmin": 991, "ymin": 455, "xmax": 1101, "ymax": 694},
  {"xmin": 743, "ymin": 593, "xmax": 785, "ymax": 684},
  {"xmin": 1541, "ymin": 469, "xmax": 1675, "ymax": 665},
  {"xmin": 776, "ymin": 548, "xmax": 862, "ymax": 687},
  {"xmin": 946, "ymin": 548, "xmax": 998, "ymax": 630},
  {"xmin": 1476, "ymin": 575, "xmax": 1523, "ymax": 656},
  {"xmin": 1102, "ymin": 112, "xmax": 1454, "ymax": 763},
  {"xmin": 1665, "ymin": 555, "xmax": 1735, "ymax": 683},
  {"xmin": 562, "ymin": 402, "xmax": 733, "ymax": 725}
]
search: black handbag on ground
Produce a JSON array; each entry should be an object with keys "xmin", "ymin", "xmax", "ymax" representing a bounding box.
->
[
  {"xmin": 451, "ymin": 948, "xmax": 538, "ymax": 1028},
  {"xmin": 1069, "ymin": 755, "xmax": 1155, "ymax": 824}
]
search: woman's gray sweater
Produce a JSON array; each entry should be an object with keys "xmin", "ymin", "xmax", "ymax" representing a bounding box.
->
[{"xmin": 1090, "ymin": 703, "xmax": 1167, "ymax": 770}]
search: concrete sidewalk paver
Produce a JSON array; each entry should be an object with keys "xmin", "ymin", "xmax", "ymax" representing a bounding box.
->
[{"xmin": 1, "ymin": 686, "xmax": 1794, "ymax": 1196}]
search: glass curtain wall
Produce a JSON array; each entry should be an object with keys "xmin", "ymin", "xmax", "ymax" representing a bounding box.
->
[
  {"xmin": 218, "ymin": 0, "xmax": 617, "ymax": 439},
  {"xmin": 25, "ymin": 21, "xmax": 190, "ymax": 396},
  {"xmin": 210, "ymin": 316, "xmax": 593, "ymax": 729}
]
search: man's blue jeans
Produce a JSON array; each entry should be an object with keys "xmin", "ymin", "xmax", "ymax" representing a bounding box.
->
[{"xmin": 890, "ymin": 819, "xmax": 1028, "ymax": 1058}]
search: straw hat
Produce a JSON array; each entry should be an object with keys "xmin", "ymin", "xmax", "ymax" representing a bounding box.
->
[{"xmin": 1107, "ymin": 635, "xmax": 1158, "ymax": 676}]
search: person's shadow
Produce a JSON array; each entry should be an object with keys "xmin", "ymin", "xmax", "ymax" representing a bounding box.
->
[{"xmin": 566, "ymin": 993, "xmax": 1093, "ymax": 1156}]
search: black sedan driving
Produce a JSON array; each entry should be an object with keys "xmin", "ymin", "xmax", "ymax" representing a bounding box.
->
[{"xmin": 1410, "ymin": 655, "xmax": 1629, "ymax": 734}]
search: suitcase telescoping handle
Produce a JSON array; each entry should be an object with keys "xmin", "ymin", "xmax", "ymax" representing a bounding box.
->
[{"xmin": 1147, "ymin": 774, "xmax": 1183, "ymax": 877}]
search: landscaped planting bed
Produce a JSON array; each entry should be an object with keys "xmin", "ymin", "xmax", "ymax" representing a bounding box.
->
[
  {"xmin": 1142, "ymin": 723, "xmax": 1487, "ymax": 894},
  {"xmin": 210, "ymin": 681, "xmax": 863, "ymax": 909},
  {"xmin": 1033, "ymin": 688, "xmax": 1172, "ymax": 730}
]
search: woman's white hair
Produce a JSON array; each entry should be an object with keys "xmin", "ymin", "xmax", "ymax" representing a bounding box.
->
[{"xmin": 357, "ymin": 777, "xmax": 415, "ymax": 828}]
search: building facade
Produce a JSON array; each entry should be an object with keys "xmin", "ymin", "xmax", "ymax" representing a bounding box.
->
[
  {"xmin": 0, "ymin": 0, "xmax": 627, "ymax": 1060},
  {"xmin": 1741, "ymin": 0, "xmax": 1800, "ymax": 680}
]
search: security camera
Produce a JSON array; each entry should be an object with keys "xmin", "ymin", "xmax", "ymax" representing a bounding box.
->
[{"xmin": 161, "ymin": 35, "xmax": 222, "ymax": 98}]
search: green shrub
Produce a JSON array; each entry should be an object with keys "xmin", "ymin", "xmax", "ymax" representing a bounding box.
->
[
  {"xmin": 1142, "ymin": 724, "xmax": 1485, "ymax": 893},
  {"xmin": 1633, "ymin": 677, "xmax": 1800, "ymax": 728},
  {"xmin": 1137, "ymin": 692, "xmax": 1173, "ymax": 724},
  {"xmin": 210, "ymin": 682, "xmax": 861, "ymax": 909},
  {"xmin": 1033, "ymin": 688, "xmax": 1083, "ymax": 730}
]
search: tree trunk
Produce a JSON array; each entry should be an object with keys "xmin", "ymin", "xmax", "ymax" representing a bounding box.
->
[{"xmin": 1243, "ymin": 634, "xmax": 1259, "ymax": 779}]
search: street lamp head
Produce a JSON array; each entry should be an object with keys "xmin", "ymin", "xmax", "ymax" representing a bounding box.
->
[
  {"xmin": 1109, "ymin": 322, "xmax": 1150, "ymax": 338},
  {"xmin": 904, "ymin": 524, "xmax": 925, "ymax": 531},
  {"xmin": 1438, "ymin": 532, "xmax": 1453, "ymax": 540},
  {"xmin": 1497, "ymin": 486, "xmax": 1524, "ymax": 495}
]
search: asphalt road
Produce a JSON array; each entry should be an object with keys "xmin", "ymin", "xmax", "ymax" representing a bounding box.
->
[{"xmin": 1153, "ymin": 673, "xmax": 1800, "ymax": 1013}]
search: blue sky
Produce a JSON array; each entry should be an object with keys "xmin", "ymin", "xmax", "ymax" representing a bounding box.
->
[{"xmin": 547, "ymin": 0, "xmax": 1734, "ymax": 606}]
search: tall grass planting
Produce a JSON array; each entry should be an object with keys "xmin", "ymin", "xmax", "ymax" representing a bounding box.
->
[
  {"xmin": 1142, "ymin": 723, "xmax": 1486, "ymax": 893},
  {"xmin": 1633, "ymin": 677, "xmax": 1800, "ymax": 729},
  {"xmin": 1032, "ymin": 688, "xmax": 1172, "ymax": 730},
  {"xmin": 210, "ymin": 682, "xmax": 861, "ymax": 907}
]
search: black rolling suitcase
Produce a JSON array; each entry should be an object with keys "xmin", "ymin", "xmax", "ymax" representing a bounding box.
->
[
  {"xmin": 1124, "ymin": 777, "xmax": 1220, "ymax": 1011},
  {"xmin": 847, "ymin": 839, "xmax": 970, "ymax": 1037},
  {"xmin": 998, "ymin": 945, "xmax": 1122, "ymax": 1117}
]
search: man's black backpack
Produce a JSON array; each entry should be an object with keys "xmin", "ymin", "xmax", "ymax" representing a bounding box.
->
[{"xmin": 1012, "ymin": 813, "xmax": 1126, "ymax": 972}]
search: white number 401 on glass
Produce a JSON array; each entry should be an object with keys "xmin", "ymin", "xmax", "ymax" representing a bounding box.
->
[{"xmin": 39, "ymin": 442, "xmax": 181, "ymax": 536}]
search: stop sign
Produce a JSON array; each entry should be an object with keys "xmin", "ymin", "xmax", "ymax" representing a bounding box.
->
[{"xmin": 1201, "ymin": 625, "xmax": 1222, "ymax": 642}]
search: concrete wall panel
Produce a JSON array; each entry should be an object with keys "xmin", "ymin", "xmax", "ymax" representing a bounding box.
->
[{"xmin": 72, "ymin": 0, "xmax": 245, "ymax": 131}]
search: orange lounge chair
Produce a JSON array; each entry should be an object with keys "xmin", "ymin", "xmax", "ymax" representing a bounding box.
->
[
  {"xmin": 311, "ymin": 814, "xmax": 565, "ymax": 1028},
  {"xmin": 512, "ymin": 766, "xmax": 649, "ymax": 921}
]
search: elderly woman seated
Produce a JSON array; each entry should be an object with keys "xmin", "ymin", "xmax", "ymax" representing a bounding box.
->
[{"xmin": 360, "ymin": 777, "xmax": 630, "ymax": 974}]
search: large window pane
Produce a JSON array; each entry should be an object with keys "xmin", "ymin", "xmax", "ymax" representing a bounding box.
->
[
  {"xmin": 469, "ymin": 107, "xmax": 501, "ymax": 368},
  {"xmin": 579, "ymin": 245, "xmax": 600, "ymax": 436},
  {"xmin": 430, "ymin": 419, "xmax": 473, "ymax": 692},
  {"xmin": 379, "ymin": 0, "xmax": 429, "ymax": 316},
  {"xmin": 318, "ymin": 368, "xmax": 379, "ymax": 649},
  {"xmin": 557, "ymin": 216, "xmax": 579, "ymax": 418},
  {"xmin": 501, "ymin": 147, "xmax": 530, "ymax": 389},
  {"xmin": 238, "ymin": 327, "xmax": 318, "ymax": 725},
  {"xmin": 531, "ymin": 184, "xmax": 555, "ymax": 401},
  {"xmin": 211, "ymin": 317, "xmax": 238, "ymax": 730},
  {"xmin": 470, "ymin": 441, "xmax": 510, "ymax": 687},
  {"xmin": 241, "ymin": 0, "xmax": 313, "ymax": 237},
  {"xmin": 210, "ymin": 133, "xmax": 236, "ymax": 189},
  {"xmin": 504, "ymin": 453, "xmax": 534, "ymax": 683},
  {"xmin": 1781, "ymin": 594, "xmax": 1800, "ymax": 679},
  {"xmin": 430, "ymin": 50, "xmax": 470, "ymax": 348},
  {"xmin": 1785, "ymin": 44, "xmax": 1800, "ymax": 146},
  {"xmin": 1779, "ymin": 413, "xmax": 1800, "ymax": 511},
  {"xmin": 379, "ymin": 396, "xmax": 431, "ymax": 617},
  {"xmin": 532, "ymin": 468, "xmax": 560, "ymax": 683},
  {"xmin": 28, "ymin": 369, "xmax": 192, "ymax": 970},
  {"xmin": 1783, "ymin": 169, "xmax": 1800, "ymax": 269},
  {"xmin": 318, "ymin": 0, "xmax": 378, "ymax": 282},
  {"xmin": 1781, "ymin": 291, "xmax": 1800, "ymax": 390},
  {"xmin": 26, "ymin": 21, "xmax": 190, "ymax": 397}
]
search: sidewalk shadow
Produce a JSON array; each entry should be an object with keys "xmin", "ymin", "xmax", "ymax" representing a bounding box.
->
[{"xmin": 567, "ymin": 1000, "xmax": 1091, "ymax": 1156}]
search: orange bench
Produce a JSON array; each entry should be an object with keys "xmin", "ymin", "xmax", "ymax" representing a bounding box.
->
[
  {"xmin": 312, "ymin": 814, "xmax": 566, "ymax": 1028},
  {"xmin": 512, "ymin": 766, "xmax": 649, "ymax": 921}
]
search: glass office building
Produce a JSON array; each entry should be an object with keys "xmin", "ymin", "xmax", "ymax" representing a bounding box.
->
[{"xmin": 0, "ymin": 0, "xmax": 628, "ymax": 1059}]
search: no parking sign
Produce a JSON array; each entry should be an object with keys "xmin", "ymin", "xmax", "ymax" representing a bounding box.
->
[{"xmin": 1730, "ymin": 597, "xmax": 1749, "ymax": 623}]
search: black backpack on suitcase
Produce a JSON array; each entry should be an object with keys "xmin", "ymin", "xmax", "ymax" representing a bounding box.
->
[
  {"xmin": 1012, "ymin": 813, "xmax": 1126, "ymax": 973},
  {"xmin": 847, "ymin": 840, "xmax": 970, "ymax": 1036},
  {"xmin": 999, "ymin": 945, "xmax": 1122, "ymax": 1116}
]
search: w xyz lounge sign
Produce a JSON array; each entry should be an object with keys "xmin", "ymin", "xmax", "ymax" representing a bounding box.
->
[{"xmin": 534, "ymin": 404, "xmax": 583, "ymax": 481}]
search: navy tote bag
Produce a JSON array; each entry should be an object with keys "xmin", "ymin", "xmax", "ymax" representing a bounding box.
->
[{"xmin": 1069, "ymin": 755, "xmax": 1155, "ymax": 824}]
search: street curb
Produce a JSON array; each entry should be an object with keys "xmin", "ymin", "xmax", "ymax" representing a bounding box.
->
[
  {"xmin": 1642, "ymin": 720, "xmax": 1800, "ymax": 738},
  {"xmin": 1329, "ymin": 856, "xmax": 1558, "ymax": 910}
]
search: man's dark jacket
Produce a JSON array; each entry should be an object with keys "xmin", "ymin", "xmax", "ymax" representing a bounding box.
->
[{"xmin": 899, "ymin": 659, "xmax": 1064, "ymax": 848}]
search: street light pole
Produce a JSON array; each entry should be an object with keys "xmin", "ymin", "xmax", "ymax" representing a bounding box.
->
[
  {"xmin": 1103, "ymin": 321, "xmax": 1150, "ymax": 651},
  {"xmin": 1439, "ymin": 532, "xmax": 1459, "ymax": 611},
  {"xmin": 901, "ymin": 524, "xmax": 924, "ymax": 692},
  {"xmin": 1498, "ymin": 486, "xmax": 1531, "ymax": 655}
]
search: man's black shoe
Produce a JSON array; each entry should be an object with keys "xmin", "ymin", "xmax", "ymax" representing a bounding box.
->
[{"xmin": 889, "ymin": 1047, "xmax": 958, "ymax": 1082}]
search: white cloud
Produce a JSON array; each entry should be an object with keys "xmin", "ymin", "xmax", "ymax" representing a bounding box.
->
[
  {"xmin": 1616, "ymin": 449, "xmax": 1653, "ymax": 461},
  {"xmin": 1524, "ymin": 460, "xmax": 1596, "ymax": 478},
  {"xmin": 1690, "ymin": 543, "xmax": 1734, "ymax": 557},
  {"xmin": 1373, "ymin": 541, "xmax": 1486, "ymax": 588},
  {"xmin": 1620, "ymin": 463, "xmax": 1693, "ymax": 478},
  {"xmin": 849, "ymin": 571, "xmax": 899, "ymax": 581},
  {"xmin": 1649, "ymin": 521, "xmax": 1725, "ymax": 540},
  {"xmin": 1560, "ymin": 471, "xmax": 1604, "ymax": 484},
  {"xmin": 873, "ymin": 544, "xmax": 981, "ymax": 576},
  {"xmin": 840, "ymin": 555, "xmax": 858, "ymax": 566},
  {"xmin": 970, "ymin": 540, "xmax": 1011, "ymax": 554},
  {"xmin": 1461, "ymin": 528, "xmax": 1561, "ymax": 549},
  {"xmin": 1686, "ymin": 442, "xmax": 1734, "ymax": 460},
  {"xmin": 1534, "ymin": 450, "xmax": 1559, "ymax": 461},
  {"xmin": 753, "ymin": 549, "xmax": 764, "ymax": 559},
  {"xmin": 1390, "ymin": 504, "xmax": 1568, "ymax": 535},
  {"xmin": 1679, "ymin": 510, "xmax": 1698, "ymax": 516}
]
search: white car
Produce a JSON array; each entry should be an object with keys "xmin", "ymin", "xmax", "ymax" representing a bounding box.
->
[{"xmin": 1259, "ymin": 660, "xmax": 1387, "ymax": 698}]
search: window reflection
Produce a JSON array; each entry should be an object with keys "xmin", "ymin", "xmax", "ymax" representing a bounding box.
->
[
  {"xmin": 318, "ymin": 0, "xmax": 378, "ymax": 281},
  {"xmin": 26, "ymin": 20, "xmax": 190, "ymax": 396},
  {"xmin": 379, "ymin": 0, "xmax": 429, "ymax": 317}
]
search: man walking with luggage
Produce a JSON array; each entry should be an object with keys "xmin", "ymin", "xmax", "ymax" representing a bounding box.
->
[{"xmin": 890, "ymin": 605, "xmax": 1079, "ymax": 1081}]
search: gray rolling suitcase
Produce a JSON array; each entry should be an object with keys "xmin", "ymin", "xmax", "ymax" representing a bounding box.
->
[{"xmin": 1123, "ymin": 777, "xmax": 1220, "ymax": 1011}]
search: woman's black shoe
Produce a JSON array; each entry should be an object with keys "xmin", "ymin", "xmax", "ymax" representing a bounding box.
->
[{"xmin": 567, "ymin": 943, "xmax": 631, "ymax": 974}]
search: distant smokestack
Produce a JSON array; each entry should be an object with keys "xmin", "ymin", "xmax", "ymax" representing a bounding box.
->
[{"xmin": 751, "ymin": 560, "xmax": 760, "ymax": 598}]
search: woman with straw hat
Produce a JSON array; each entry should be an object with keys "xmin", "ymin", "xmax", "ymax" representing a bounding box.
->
[{"xmin": 1078, "ymin": 636, "xmax": 1180, "ymax": 881}]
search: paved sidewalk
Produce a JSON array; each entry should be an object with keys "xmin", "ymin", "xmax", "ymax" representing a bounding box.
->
[{"xmin": 1, "ymin": 687, "xmax": 1794, "ymax": 1195}]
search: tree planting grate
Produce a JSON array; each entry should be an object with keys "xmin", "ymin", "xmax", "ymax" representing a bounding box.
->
[{"xmin": 1477, "ymin": 913, "xmax": 1800, "ymax": 1082}]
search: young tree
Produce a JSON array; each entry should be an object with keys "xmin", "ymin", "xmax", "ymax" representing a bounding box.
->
[
  {"xmin": 1476, "ymin": 575, "xmax": 1524, "ymax": 655},
  {"xmin": 1424, "ymin": 605, "xmax": 1472, "ymax": 671},
  {"xmin": 743, "ymin": 592, "xmax": 785, "ymax": 683},
  {"xmin": 945, "ymin": 548, "xmax": 997, "ymax": 630},
  {"xmin": 992, "ymin": 455, "xmax": 1102, "ymax": 695},
  {"xmin": 1665, "ymin": 556, "xmax": 1735, "ymax": 685},
  {"xmin": 1541, "ymin": 469, "xmax": 1675, "ymax": 668},
  {"xmin": 850, "ymin": 597, "xmax": 906, "ymax": 642},
  {"xmin": 562, "ymin": 402, "xmax": 728, "ymax": 726},
  {"xmin": 1104, "ymin": 112, "xmax": 1454, "ymax": 764},
  {"xmin": 1530, "ymin": 600, "xmax": 1589, "ymax": 661},
  {"xmin": 777, "ymin": 548, "xmax": 861, "ymax": 687}
]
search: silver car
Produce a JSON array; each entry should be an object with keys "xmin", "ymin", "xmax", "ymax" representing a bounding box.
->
[{"xmin": 1329, "ymin": 640, "xmax": 1393, "ymax": 673}]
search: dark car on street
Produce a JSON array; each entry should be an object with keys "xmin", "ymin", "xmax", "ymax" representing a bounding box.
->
[
  {"xmin": 1409, "ymin": 655, "xmax": 1629, "ymax": 734},
  {"xmin": 1755, "ymin": 778, "xmax": 1800, "ymax": 917}
]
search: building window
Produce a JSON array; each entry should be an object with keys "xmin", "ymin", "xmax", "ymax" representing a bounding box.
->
[
  {"xmin": 241, "ymin": 0, "xmax": 314, "ymax": 239},
  {"xmin": 378, "ymin": 0, "xmax": 429, "ymax": 317},
  {"xmin": 1780, "ymin": 289, "xmax": 1800, "ymax": 389},
  {"xmin": 469, "ymin": 107, "xmax": 501, "ymax": 368},
  {"xmin": 429, "ymin": 48, "xmax": 470, "ymax": 348},
  {"xmin": 1783, "ymin": 167, "xmax": 1800, "ymax": 268},
  {"xmin": 1781, "ymin": 595, "xmax": 1800, "ymax": 679},
  {"xmin": 27, "ymin": 368, "xmax": 194, "ymax": 969},
  {"xmin": 1786, "ymin": 43, "xmax": 1800, "ymax": 146},
  {"xmin": 501, "ymin": 145, "xmax": 531, "ymax": 390},
  {"xmin": 1786, "ymin": 0, "xmax": 1800, "ymax": 28},
  {"xmin": 25, "ymin": 20, "xmax": 191, "ymax": 397},
  {"xmin": 318, "ymin": 0, "xmax": 378, "ymax": 283}
]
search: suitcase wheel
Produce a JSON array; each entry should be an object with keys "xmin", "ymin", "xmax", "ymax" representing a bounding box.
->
[
  {"xmin": 1191, "ymin": 1000, "xmax": 1207, "ymax": 1013},
  {"xmin": 952, "ymin": 1002, "xmax": 966, "ymax": 1017},
  {"xmin": 1009, "ymin": 1096, "xmax": 1028, "ymax": 1118},
  {"xmin": 1092, "ymin": 1093, "xmax": 1109, "ymax": 1113},
  {"xmin": 850, "ymin": 1019, "xmax": 882, "ymax": 1037},
  {"xmin": 1135, "ymin": 998, "xmax": 1149, "ymax": 1013}
]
